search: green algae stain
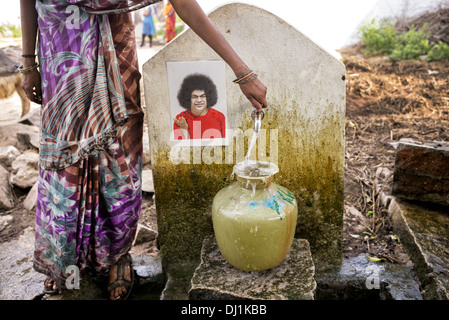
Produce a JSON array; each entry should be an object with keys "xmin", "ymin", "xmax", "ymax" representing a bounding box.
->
[{"xmin": 151, "ymin": 146, "xmax": 234, "ymax": 270}]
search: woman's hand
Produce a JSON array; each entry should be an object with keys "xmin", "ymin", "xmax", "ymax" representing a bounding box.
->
[
  {"xmin": 238, "ymin": 77, "xmax": 267, "ymax": 112},
  {"xmin": 20, "ymin": 0, "xmax": 40, "ymax": 103},
  {"xmin": 21, "ymin": 69, "xmax": 42, "ymax": 104}
]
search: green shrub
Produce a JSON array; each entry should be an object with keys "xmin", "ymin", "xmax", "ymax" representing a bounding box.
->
[
  {"xmin": 390, "ymin": 24, "xmax": 431, "ymax": 60},
  {"xmin": 427, "ymin": 41, "xmax": 449, "ymax": 61},
  {"xmin": 360, "ymin": 19, "xmax": 449, "ymax": 61},
  {"xmin": 360, "ymin": 19, "xmax": 397, "ymax": 55},
  {"xmin": 0, "ymin": 24, "xmax": 22, "ymax": 38}
]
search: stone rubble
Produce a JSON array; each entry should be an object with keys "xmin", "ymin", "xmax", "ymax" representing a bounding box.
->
[
  {"xmin": 0, "ymin": 164, "xmax": 14, "ymax": 209},
  {"xmin": 392, "ymin": 139, "xmax": 449, "ymax": 207}
]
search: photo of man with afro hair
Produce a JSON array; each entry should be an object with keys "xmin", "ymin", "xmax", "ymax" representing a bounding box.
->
[{"xmin": 173, "ymin": 73, "xmax": 226, "ymax": 140}]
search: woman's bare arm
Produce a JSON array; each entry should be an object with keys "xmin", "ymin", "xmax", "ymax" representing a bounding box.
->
[
  {"xmin": 20, "ymin": 0, "xmax": 42, "ymax": 104},
  {"xmin": 170, "ymin": 0, "xmax": 268, "ymax": 111},
  {"xmin": 20, "ymin": 0, "xmax": 38, "ymax": 66}
]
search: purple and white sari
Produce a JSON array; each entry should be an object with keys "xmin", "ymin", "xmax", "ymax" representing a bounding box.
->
[{"xmin": 32, "ymin": 0, "xmax": 160, "ymax": 289}]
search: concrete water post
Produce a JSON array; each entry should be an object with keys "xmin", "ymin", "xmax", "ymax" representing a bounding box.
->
[{"xmin": 143, "ymin": 3, "xmax": 346, "ymax": 297}]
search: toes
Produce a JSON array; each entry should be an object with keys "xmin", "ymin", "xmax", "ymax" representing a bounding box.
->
[
  {"xmin": 110, "ymin": 287, "xmax": 128, "ymax": 300},
  {"xmin": 45, "ymin": 279, "xmax": 54, "ymax": 288},
  {"xmin": 44, "ymin": 279, "xmax": 59, "ymax": 292}
]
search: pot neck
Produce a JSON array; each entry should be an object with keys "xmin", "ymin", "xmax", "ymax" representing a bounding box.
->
[{"xmin": 235, "ymin": 174, "xmax": 274, "ymax": 190}]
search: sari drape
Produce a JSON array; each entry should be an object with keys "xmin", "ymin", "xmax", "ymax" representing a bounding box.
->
[{"xmin": 33, "ymin": 0, "xmax": 161, "ymax": 288}]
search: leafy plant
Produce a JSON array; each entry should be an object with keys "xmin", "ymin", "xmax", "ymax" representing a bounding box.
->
[
  {"xmin": 0, "ymin": 24, "xmax": 22, "ymax": 38},
  {"xmin": 427, "ymin": 40, "xmax": 449, "ymax": 61},
  {"xmin": 360, "ymin": 19, "xmax": 449, "ymax": 61},
  {"xmin": 390, "ymin": 24, "xmax": 431, "ymax": 60},
  {"xmin": 360, "ymin": 19, "xmax": 397, "ymax": 55}
]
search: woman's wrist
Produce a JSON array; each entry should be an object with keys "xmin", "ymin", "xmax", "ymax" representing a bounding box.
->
[
  {"xmin": 232, "ymin": 63, "xmax": 251, "ymax": 79},
  {"xmin": 18, "ymin": 61, "xmax": 39, "ymax": 74},
  {"xmin": 22, "ymin": 56, "xmax": 37, "ymax": 68}
]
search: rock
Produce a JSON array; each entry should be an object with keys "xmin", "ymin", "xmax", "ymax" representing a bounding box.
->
[
  {"xmin": 390, "ymin": 197, "xmax": 449, "ymax": 300},
  {"xmin": 382, "ymin": 262, "xmax": 423, "ymax": 300},
  {"xmin": 0, "ymin": 227, "xmax": 47, "ymax": 300},
  {"xmin": 18, "ymin": 108, "xmax": 41, "ymax": 127},
  {"xmin": 132, "ymin": 254, "xmax": 165, "ymax": 299},
  {"xmin": 375, "ymin": 166, "xmax": 392, "ymax": 194},
  {"xmin": 0, "ymin": 123, "xmax": 39, "ymax": 151},
  {"xmin": 0, "ymin": 214, "xmax": 13, "ymax": 230},
  {"xmin": 142, "ymin": 169, "xmax": 154, "ymax": 193},
  {"xmin": 133, "ymin": 254, "xmax": 163, "ymax": 280},
  {"xmin": 345, "ymin": 204, "xmax": 367, "ymax": 222},
  {"xmin": 189, "ymin": 236, "xmax": 316, "ymax": 300},
  {"xmin": 315, "ymin": 253, "xmax": 422, "ymax": 300},
  {"xmin": 143, "ymin": 131, "xmax": 151, "ymax": 165},
  {"xmin": 379, "ymin": 191, "xmax": 393, "ymax": 208},
  {"xmin": 392, "ymin": 140, "xmax": 449, "ymax": 206},
  {"xmin": 0, "ymin": 145, "xmax": 21, "ymax": 169},
  {"xmin": 23, "ymin": 181, "xmax": 38, "ymax": 211},
  {"xmin": 0, "ymin": 164, "xmax": 14, "ymax": 210},
  {"xmin": 345, "ymin": 205, "xmax": 369, "ymax": 234},
  {"xmin": 133, "ymin": 223, "xmax": 157, "ymax": 246},
  {"xmin": 9, "ymin": 150, "xmax": 39, "ymax": 189},
  {"xmin": 17, "ymin": 130, "xmax": 40, "ymax": 150},
  {"xmin": 0, "ymin": 188, "xmax": 13, "ymax": 210}
]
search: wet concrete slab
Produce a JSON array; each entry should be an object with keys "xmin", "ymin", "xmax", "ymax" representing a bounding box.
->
[
  {"xmin": 189, "ymin": 237, "xmax": 316, "ymax": 300},
  {"xmin": 390, "ymin": 197, "xmax": 449, "ymax": 300}
]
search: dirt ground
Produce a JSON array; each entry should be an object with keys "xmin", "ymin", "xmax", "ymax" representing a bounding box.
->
[
  {"xmin": 340, "ymin": 43, "xmax": 449, "ymax": 264},
  {"xmin": 1, "ymin": 40, "xmax": 448, "ymax": 268}
]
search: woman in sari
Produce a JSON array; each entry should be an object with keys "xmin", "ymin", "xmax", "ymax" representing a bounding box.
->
[
  {"xmin": 20, "ymin": 0, "xmax": 267, "ymax": 300},
  {"xmin": 163, "ymin": 1, "xmax": 177, "ymax": 43}
]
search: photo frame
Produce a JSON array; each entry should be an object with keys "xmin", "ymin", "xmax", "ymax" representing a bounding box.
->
[{"xmin": 167, "ymin": 60, "xmax": 228, "ymax": 147}]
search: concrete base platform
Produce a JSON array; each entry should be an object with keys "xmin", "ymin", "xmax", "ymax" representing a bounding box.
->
[
  {"xmin": 189, "ymin": 236, "xmax": 316, "ymax": 300},
  {"xmin": 390, "ymin": 197, "xmax": 449, "ymax": 300}
]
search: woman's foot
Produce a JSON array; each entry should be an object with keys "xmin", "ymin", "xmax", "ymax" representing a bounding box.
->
[
  {"xmin": 43, "ymin": 278, "xmax": 59, "ymax": 294},
  {"xmin": 107, "ymin": 253, "xmax": 134, "ymax": 300}
]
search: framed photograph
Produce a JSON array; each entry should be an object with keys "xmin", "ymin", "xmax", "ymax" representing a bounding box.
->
[{"xmin": 167, "ymin": 60, "xmax": 228, "ymax": 147}]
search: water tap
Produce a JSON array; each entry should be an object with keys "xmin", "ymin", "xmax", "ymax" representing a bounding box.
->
[{"xmin": 251, "ymin": 109, "xmax": 264, "ymax": 133}]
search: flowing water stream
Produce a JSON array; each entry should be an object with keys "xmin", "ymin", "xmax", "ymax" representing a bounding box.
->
[{"xmin": 231, "ymin": 128, "xmax": 279, "ymax": 197}]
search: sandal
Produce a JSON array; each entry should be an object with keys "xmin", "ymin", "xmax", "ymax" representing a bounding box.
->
[
  {"xmin": 107, "ymin": 253, "xmax": 134, "ymax": 300},
  {"xmin": 43, "ymin": 277, "xmax": 59, "ymax": 295}
]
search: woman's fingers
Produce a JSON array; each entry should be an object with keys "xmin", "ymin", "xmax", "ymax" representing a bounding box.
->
[
  {"xmin": 33, "ymin": 78, "xmax": 42, "ymax": 104},
  {"xmin": 21, "ymin": 71, "xmax": 42, "ymax": 104},
  {"xmin": 240, "ymin": 78, "xmax": 268, "ymax": 111}
]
